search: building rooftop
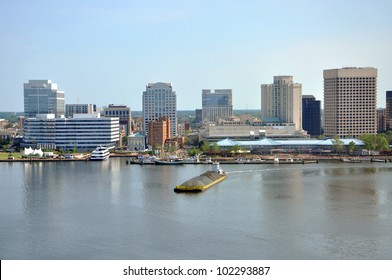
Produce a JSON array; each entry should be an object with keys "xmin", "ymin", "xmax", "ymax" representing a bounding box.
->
[{"xmin": 217, "ymin": 138, "xmax": 364, "ymax": 147}]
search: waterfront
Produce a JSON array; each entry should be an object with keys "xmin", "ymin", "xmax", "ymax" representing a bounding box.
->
[{"xmin": 1, "ymin": 159, "xmax": 392, "ymax": 259}]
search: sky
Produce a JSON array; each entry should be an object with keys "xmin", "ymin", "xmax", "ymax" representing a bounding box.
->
[{"xmin": 1, "ymin": 0, "xmax": 391, "ymax": 112}]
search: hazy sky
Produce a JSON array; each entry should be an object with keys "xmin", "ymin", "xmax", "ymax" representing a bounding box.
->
[{"xmin": 1, "ymin": 0, "xmax": 391, "ymax": 112}]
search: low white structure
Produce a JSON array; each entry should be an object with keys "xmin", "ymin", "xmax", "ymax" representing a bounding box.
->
[
  {"xmin": 201, "ymin": 124, "xmax": 308, "ymax": 141},
  {"xmin": 216, "ymin": 138, "xmax": 364, "ymax": 153},
  {"xmin": 23, "ymin": 147, "xmax": 43, "ymax": 157}
]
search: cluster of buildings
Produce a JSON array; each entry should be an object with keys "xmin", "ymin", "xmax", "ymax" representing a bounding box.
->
[{"xmin": 16, "ymin": 66, "xmax": 391, "ymax": 153}]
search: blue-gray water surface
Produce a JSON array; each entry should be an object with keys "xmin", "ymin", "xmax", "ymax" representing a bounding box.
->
[{"xmin": 1, "ymin": 159, "xmax": 392, "ymax": 259}]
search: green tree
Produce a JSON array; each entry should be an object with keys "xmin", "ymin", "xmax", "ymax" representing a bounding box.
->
[
  {"xmin": 188, "ymin": 147, "xmax": 200, "ymax": 156},
  {"xmin": 385, "ymin": 131, "xmax": 392, "ymax": 144},
  {"xmin": 332, "ymin": 135, "xmax": 344, "ymax": 154},
  {"xmin": 211, "ymin": 142, "xmax": 220, "ymax": 153},
  {"xmin": 200, "ymin": 141, "xmax": 210, "ymax": 153},
  {"xmin": 228, "ymin": 144, "xmax": 241, "ymax": 154},
  {"xmin": 359, "ymin": 134, "xmax": 389, "ymax": 151},
  {"xmin": 375, "ymin": 135, "xmax": 389, "ymax": 151},
  {"xmin": 348, "ymin": 141, "xmax": 357, "ymax": 154},
  {"xmin": 122, "ymin": 136, "xmax": 128, "ymax": 146}
]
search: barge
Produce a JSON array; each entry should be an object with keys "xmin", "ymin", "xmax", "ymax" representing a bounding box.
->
[{"xmin": 174, "ymin": 163, "xmax": 226, "ymax": 193}]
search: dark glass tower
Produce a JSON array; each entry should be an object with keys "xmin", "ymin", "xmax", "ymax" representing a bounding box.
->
[
  {"xmin": 302, "ymin": 95, "xmax": 321, "ymax": 136},
  {"xmin": 386, "ymin": 91, "xmax": 392, "ymax": 131}
]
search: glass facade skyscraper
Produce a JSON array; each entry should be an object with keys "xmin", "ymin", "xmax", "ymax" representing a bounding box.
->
[
  {"xmin": 386, "ymin": 91, "xmax": 392, "ymax": 131},
  {"xmin": 202, "ymin": 89, "xmax": 233, "ymax": 123},
  {"xmin": 302, "ymin": 95, "xmax": 321, "ymax": 136},
  {"xmin": 24, "ymin": 80, "xmax": 65, "ymax": 118}
]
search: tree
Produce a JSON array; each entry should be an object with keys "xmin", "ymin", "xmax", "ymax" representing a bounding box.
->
[
  {"xmin": 348, "ymin": 141, "xmax": 357, "ymax": 154},
  {"xmin": 211, "ymin": 142, "xmax": 219, "ymax": 153},
  {"xmin": 122, "ymin": 136, "xmax": 128, "ymax": 146},
  {"xmin": 188, "ymin": 147, "xmax": 200, "ymax": 156},
  {"xmin": 229, "ymin": 144, "xmax": 241, "ymax": 154},
  {"xmin": 359, "ymin": 134, "xmax": 389, "ymax": 152},
  {"xmin": 375, "ymin": 135, "xmax": 389, "ymax": 151},
  {"xmin": 200, "ymin": 141, "xmax": 211, "ymax": 153},
  {"xmin": 332, "ymin": 135, "xmax": 344, "ymax": 154}
]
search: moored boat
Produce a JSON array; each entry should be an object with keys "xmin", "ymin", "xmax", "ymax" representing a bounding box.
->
[
  {"xmin": 155, "ymin": 156, "xmax": 184, "ymax": 165},
  {"xmin": 371, "ymin": 158, "xmax": 387, "ymax": 163},
  {"xmin": 155, "ymin": 158, "xmax": 184, "ymax": 165},
  {"xmin": 90, "ymin": 146, "xmax": 110, "ymax": 160}
]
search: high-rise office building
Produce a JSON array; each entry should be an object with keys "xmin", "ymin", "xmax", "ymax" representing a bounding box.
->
[
  {"xmin": 142, "ymin": 82, "xmax": 177, "ymax": 137},
  {"xmin": 386, "ymin": 91, "xmax": 392, "ymax": 131},
  {"xmin": 302, "ymin": 95, "xmax": 321, "ymax": 136},
  {"xmin": 202, "ymin": 89, "xmax": 233, "ymax": 123},
  {"xmin": 377, "ymin": 108, "xmax": 386, "ymax": 133},
  {"xmin": 261, "ymin": 76, "xmax": 302, "ymax": 130},
  {"xmin": 102, "ymin": 104, "xmax": 132, "ymax": 135},
  {"xmin": 24, "ymin": 80, "xmax": 65, "ymax": 118},
  {"xmin": 323, "ymin": 67, "xmax": 377, "ymax": 138},
  {"xmin": 195, "ymin": 109, "xmax": 202, "ymax": 125},
  {"xmin": 66, "ymin": 104, "xmax": 97, "ymax": 118}
]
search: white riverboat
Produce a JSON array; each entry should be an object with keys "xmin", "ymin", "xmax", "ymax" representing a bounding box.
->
[{"xmin": 90, "ymin": 146, "xmax": 110, "ymax": 160}]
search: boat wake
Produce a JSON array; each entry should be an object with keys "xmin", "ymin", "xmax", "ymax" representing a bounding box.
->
[{"xmin": 226, "ymin": 168, "xmax": 277, "ymax": 174}]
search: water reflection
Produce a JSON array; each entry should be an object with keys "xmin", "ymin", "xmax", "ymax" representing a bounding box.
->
[{"xmin": 0, "ymin": 160, "xmax": 391, "ymax": 259}]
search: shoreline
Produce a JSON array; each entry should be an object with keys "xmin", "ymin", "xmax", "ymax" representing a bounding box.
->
[{"xmin": 2, "ymin": 154, "xmax": 391, "ymax": 163}]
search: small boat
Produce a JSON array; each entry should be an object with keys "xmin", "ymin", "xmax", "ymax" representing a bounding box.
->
[
  {"xmin": 155, "ymin": 158, "xmax": 184, "ymax": 165},
  {"xmin": 371, "ymin": 158, "xmax": 387, "ymax": 163},
  {"xmin": 137, "ymin": 155, "xmax": 156, "ymax": 164},
  {"xmin": 90, "ymin": 146, "xmax": 110, "ymax": 160},
  {"xmin": 341, "ymin": 157, "xmax": 361, "ymax": 163}
]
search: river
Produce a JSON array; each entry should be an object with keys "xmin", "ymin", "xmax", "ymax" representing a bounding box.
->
[{"xmin": 1, "ymin": 159, "xmax": 392, "ymax": 259}]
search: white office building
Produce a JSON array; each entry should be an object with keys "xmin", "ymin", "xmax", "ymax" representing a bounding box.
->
[
  {"xmin": 261, "ymin": 76, "xmax": 302, "ymax": 130},
  {"xmin": 142, "ymin": 82, "xmax": 177, "ymax": 137},
  {"xmin": 23, "ymin": 114, "xmax": 119, "ymax": 151}
]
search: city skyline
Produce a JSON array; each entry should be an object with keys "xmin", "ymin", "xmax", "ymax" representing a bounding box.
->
[{"xmin": 1, "ymin": 0, "xmax": 392, "ymax": 112}]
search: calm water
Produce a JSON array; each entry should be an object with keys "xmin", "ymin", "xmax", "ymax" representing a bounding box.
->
[{"xmin": 1, "ymin": 159, "xmax": 392, "ymax": 260}]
